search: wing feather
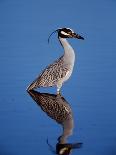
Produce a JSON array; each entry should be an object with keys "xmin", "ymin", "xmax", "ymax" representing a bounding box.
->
[{"xmin": 27, "ymin": 56, "xmax": 69, "ymax": 90}]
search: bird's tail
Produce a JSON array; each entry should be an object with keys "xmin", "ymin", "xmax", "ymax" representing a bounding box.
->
[{"xmin": 26, "ymin": 79, "xmax": 39, "ymax": 92}]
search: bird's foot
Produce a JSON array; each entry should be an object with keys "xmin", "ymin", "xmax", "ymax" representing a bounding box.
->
[{"xmin": 56, "ymin": 90, "xmax": 62, "ymax": 96}]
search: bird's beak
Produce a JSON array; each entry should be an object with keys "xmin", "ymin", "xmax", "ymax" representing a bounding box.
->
[{"xmin": 72, "ymin": 33, "xmax": 84, "ymax": 40}]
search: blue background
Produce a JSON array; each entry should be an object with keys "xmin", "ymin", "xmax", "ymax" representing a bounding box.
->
[{"xmin": 0, "ymin": 0, "xmax": 116, "ymax": 154}]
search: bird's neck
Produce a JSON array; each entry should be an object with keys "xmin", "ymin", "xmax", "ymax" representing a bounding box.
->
[
  {"xmin": 59, "ymin": 37, "xmax": 75, "ymax": 61},
  {"xmin": 58, "ymin": 117, "xmax": 73, "ymax": 144}
]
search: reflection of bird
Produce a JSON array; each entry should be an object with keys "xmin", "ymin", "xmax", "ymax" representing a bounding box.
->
[
  {"xmin": 56, "ymin": 142, "xmax": 82, "ymax": 155},
  {"xmin": 28, "ymin": 90, "xmax": 82, "ymax": 155},
  {"xmin": 27, "ymin": 27, "xmax": 84, "ymax": 94},
  {"xmin": 28, "ymin": 90, "xmax": 73, "ymax": 126}
]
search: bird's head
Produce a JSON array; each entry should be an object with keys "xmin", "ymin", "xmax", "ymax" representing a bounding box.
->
[
  {"xmin": 58, "ymin": 28, "xmax": 84, "ymax": 40},
  {"xmin": 48, "ymin": 27, "xmax": 84, "ymax": 43}
]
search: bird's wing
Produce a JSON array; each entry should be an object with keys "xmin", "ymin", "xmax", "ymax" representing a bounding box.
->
[
  {"xmin": 37, "ymin": 56, "xmax": 69, "ymax": 86},
  {"xmin": 28, "ymin": 56, "xmax": 69, "ymax": 90}
]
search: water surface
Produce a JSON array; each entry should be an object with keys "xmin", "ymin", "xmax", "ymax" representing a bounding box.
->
[{"xmin": 0, "ymin": 0, "xmax": 116, "ymax": 155}]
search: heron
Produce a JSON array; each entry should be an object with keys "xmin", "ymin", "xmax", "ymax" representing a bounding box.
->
[{"xmin": 27, "ymin": 27, "xmax": 84, "ymax": 94}]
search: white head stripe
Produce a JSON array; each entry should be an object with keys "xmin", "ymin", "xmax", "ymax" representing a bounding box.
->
[
  {"xmin": 61, "ymin": 31, "xmax": 69, "ymax": 36},
  {"xmin": 59, "ymin": 147, "xmax": 68, "ymax": 154}
]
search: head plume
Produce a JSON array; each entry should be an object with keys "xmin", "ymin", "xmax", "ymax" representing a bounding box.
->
[{"xmin": 48, "ymin": 29, "xmax": 59, "ymax": 43}]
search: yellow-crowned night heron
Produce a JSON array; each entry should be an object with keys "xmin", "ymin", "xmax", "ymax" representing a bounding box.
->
[{"xmin": 27, "ymin": 28, "xmax": 84, "ymax": 94}]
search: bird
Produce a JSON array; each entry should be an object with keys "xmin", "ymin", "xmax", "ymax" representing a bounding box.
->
[{"xmin": 27, "ymin": 27, "xmax": 84, "ymax": 94}]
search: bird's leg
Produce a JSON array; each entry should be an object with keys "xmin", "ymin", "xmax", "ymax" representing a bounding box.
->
[
  {"xmin": 57, "ymin": 83, "xmax": 62, "ymax": 95},
  {"xmin": 57, "ymin": 90, "xmax": 62, "ymax": 96},
  {"xmin": 57, "ymin": 89, "xmax": 61, "ymax": 95}
]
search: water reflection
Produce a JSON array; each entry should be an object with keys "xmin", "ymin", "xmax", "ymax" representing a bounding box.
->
[{"xmin": 28, "ymin": 90, "xmax": 82, "ymax": 154}]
